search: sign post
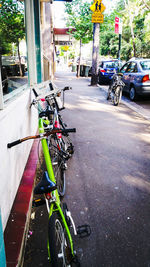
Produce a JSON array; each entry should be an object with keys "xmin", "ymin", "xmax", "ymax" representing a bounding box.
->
[
  {"xmin": 115, "ymin": 17, "xmax": 122, "ymax": 65},
  {"xmin": 90, "ymin": 0, "xmax": 106, "ymax": 85}
]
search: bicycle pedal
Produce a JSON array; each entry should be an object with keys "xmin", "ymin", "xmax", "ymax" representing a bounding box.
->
[
  {"xmin": 67, "ymin": 145, "xmax": 74, "ymax": 155},
  {"xmin": 32, "ymin": 198, "xmax": 46, "ymax": 207},
  {"xmin": 77, "ymin": 224, "xmax": 91, "ymax": 238}
]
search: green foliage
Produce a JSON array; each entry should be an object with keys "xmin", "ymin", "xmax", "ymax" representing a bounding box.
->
[
  {"xmin": 0, "ymin": 0, "xmax": 25, "ymax": 54},
  {"xmin": 65, "ymin": 0, "xmax": 93, "ymax": 44},
  {"xmin": 99, "ymin": 0, "xmax": 150, "ymax": 60}
]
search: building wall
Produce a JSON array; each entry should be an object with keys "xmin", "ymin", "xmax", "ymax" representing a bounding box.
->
[
  {"xmin": 0, "ymin": 89, "xmax": 38, "ymax": 229},
  {"xmin": 41, "ymin": 2, "xmax": 54, "ymax": 80},
  {"xmin": 0, "ymin": 0, "xmax": 54, "ymax": 231}
]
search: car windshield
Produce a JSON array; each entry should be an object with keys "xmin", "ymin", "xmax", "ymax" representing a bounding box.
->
[
  {"xmin": 140, "ymin": 61, "xmax": 150, "ymax": 70},
  {"xmin": 103, "ymin": 61, "xmax": 119, "ymax": 69}
]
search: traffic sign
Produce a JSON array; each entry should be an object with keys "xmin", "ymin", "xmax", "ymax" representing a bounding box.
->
[
  {"xmin": 90, "ymin": 0, "xmax": 105, "ymax": 13},
  {"xmin": 115, "ymin": 17, "xmax": 122, "ymax": 34},
  {"xmin": 92, "ymin": 13, "xmax": 104, "ymax": 23},
  {"xmin": 90, "ymin": 0, "xmax": 105, "ymax": 23}
]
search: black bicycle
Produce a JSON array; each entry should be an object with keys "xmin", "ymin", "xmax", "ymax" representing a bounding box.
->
[{"xmin": 107, "ymin": 73, "xmax": 125, "ymax": 106}]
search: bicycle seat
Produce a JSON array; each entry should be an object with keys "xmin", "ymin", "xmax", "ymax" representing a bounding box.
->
[{"xmin": 34, "ymin": 171, "xmax": 57, "ymax": 194}]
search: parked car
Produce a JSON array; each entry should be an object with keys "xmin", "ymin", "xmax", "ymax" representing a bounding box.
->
[
  {"xmin": 2, "ymin": 56, "xmax": 26, "ymax": 76},
  {"xmin": 98, "ymin": 59, "xmax": 122, "ymax": 84},
  {"xmin": 120, "ymin": 58, "xmax": 150, "ymax": 100}
]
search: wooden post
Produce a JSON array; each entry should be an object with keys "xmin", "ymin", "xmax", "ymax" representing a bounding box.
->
[{"xmin": 91, "ymin": 23, "xmax": 100, "ymax": 85}]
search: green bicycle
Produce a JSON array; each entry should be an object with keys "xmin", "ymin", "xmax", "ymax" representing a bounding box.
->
[
  {"xmin": 32, "ymin": 86, "xmax": 74, "ymax": 197},
  {"xmin": 7, "ymin": 118, "xmax": 91, "ymax": 266}
]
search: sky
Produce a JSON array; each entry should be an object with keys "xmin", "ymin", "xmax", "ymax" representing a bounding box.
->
[{"xmin": 53, "ymin": 0, "xmax": 119, "ymax": 28}]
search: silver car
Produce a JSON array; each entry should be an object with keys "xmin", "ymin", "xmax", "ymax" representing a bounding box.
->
[{"xmin": 120, "ymin": 58, "xmax": 150, "ymax": 100}]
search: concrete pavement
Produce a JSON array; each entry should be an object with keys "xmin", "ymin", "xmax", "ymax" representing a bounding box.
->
[{"xmin": 24, "ymin": 69, "xmax": 150, "ymax": 267}]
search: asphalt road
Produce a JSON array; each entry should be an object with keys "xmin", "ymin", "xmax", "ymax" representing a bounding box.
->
[{"xmin": 24, "ymin": 70, "xmax": 150, "ymax": 267}]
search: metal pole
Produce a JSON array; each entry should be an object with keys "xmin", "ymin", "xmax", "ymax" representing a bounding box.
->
[
  {"xmin": 118, "ymin": 33, "xmax": 121, "ymax": 61},
  {"xmin": 118, "ymin": 33, "xmax": 122, "ymax": 71}
]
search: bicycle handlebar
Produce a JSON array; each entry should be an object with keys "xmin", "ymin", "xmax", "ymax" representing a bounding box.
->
[
  {"xmin": 31, "ymin": 85, "xmax": 72, "ymax": 105},
  {"xmin": 7, "ymin": 128, "xmax": 76, "ymax": 148},
  {"xmin": 63, "ymin": 86, "xmax": 72, "ymax": 91},
  {"xmin": 61, "ymin": 128, "xmax": 76, "ymax": 133},
  {"xmin": 7, "ymin": 139, "xmax": 22, "ymax": 148},
  {"xmin": 32, "ymin": 88, "xmax": 39, "ymax": 97}
]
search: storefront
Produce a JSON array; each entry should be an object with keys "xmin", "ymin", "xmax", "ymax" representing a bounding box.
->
[{"xmin": 0, "ymin": 0, "xmax": 55, "ymax": 265}]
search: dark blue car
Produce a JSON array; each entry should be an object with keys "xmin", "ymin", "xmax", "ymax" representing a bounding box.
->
[{"xmin": 98, "ymin": 59, "xmax": 122, "ymax": 84}]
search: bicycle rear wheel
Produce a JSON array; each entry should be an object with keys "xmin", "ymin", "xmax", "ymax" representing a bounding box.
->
[
  {"xmin": 113, "ymin": 86, "xmax": 121, "ymax": 106},
  {"xmin": 58, "ymin": 115, "xmax": 74, "ymax": 159},
  {"xmin": 49, "ymin": 136, "xmax": 66, "ymax": 197},
  {"xmin": 48, "ymin": 212, "xmax": 72, "ymax": 267},
  {"xmin": 61, "ymin": 135, "xmax": 74, "ymax": 160}
]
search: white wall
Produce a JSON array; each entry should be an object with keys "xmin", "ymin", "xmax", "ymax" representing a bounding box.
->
[{"xmin": 0, "ymin": 89, "xmax": 38, "ymax": 230}]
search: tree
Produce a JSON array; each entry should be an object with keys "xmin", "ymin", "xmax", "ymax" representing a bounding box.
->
[
  {"xmin": 0, "ymin": 0, "xmax": 25, "ymax": 76},
  {"xmin": 99, "ymin": 0, "xmax": 150, "ymax": 60},
  {"xmin": 65, "ymin": 0, "xmax": 93, "ymax": 77}
]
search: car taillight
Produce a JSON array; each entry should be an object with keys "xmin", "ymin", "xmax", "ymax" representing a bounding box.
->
[
  {"xmin": 142, "ymin": 75, "xmax": 150, "ymax": 82},
  {"xmin": 100, "ymin": 68, "xmax": 105, "ymax": 73}
]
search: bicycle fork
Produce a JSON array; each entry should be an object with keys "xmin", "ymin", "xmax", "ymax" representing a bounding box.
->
[{"xmin": 48, "ymin": 201, "xmax": 76, "ymax": 259}]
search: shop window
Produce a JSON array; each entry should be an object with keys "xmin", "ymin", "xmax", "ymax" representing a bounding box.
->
[{"xmin": 0, "ymin": 0, "xmax": 28, "ymax": 105}]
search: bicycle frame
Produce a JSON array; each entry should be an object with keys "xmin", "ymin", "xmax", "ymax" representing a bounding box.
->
[{"xmin": 38, "ymin": 118, "xmax": 75, "ymax": 257}]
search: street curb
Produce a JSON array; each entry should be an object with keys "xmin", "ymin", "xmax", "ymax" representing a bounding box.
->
[
  {"xmin": 97, "ymin": 83, "xmax": 150, "ymax": 122},
  {"xmin": 4, "ymin": 139, "xmax": 39, "ymax": 267}
]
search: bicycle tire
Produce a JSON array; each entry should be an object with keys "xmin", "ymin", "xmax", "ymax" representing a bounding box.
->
[
  {"xmin": 113, "ymin": 86, "xmax": 120, "ymax": 106},
  {"xmin": 58, "ymin": 115, "xmax": 74, "ymax": 159},
  {"xmin": 49, "ymin": 136, "xmax": 66, "ymax": 197},
  {"xmin": 61, "ymin": 135, "xmax": 74, "ymax": 159},
  {"xmin": 48, "ymin": 212, "xmax": 72, "ymax": 267}
]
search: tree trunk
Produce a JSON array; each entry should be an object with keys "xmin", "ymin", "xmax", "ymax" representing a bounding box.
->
[
  {"xmin": 77, "ymin": 39, "xmax": 82, "ymax": 78},
  {"xmin": 17, "ymin": 41, "xmax": 23, "ymax": 77},
  {"xmin": 126, "ymin": 0, "xmax": 136, "ymax": 57},
  {"xmin": 91, "ymin": 23, "xmax": 100, "ymax": 85},
  {"xmin": 129, "ymin": 14, "xmax": 136, "ymax": 57}
]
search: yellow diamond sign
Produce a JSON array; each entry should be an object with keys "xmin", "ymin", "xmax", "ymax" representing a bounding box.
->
[
  {"xmin": 90, "ymin": 0, "xmax": 105, "ymax": 13},
  {"xmin": 90, "ymin": 0, "xmax": 105, "ymax": 23}
]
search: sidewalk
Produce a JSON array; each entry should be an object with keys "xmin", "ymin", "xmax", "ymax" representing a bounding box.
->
[{"xmin": 7, "ymin": 69, "xmax": 150, "ymax": 267}]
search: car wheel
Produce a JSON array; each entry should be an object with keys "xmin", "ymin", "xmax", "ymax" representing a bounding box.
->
[{"xmin": 129, "ymin": 86, "xmax": 136, "ymax": 101}]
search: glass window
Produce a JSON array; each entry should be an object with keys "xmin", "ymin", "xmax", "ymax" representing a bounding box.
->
[
  {"xmin": 1, "ymin": 1, "xmax": 28, "ymax": 97},
  {"xmin": 120, "ymin": 63, "xmax": 130, "ymax": 73},
  {"xmin": 126, "ymin": 62, "xmax": 137, "ymax": 73},
  {"xmin": 140, "ymin": 61, "xmax": 150, "ymax": 70},
  {"xmin": 103, "ymin": 61, "xmax": 119, "ymax": 68}
]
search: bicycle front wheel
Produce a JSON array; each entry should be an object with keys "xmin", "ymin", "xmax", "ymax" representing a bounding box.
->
[{"xmin": 48, "ymin": 212, "xmax": 72, "ymax": 267}]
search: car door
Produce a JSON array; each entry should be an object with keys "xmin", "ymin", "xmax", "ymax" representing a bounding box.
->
[
  {"xmin": 124, "ymin": 62, "xmax": 138, "ymax": 92},
  {"xmin": 120, "ymin": 62, "xmax": 131, "ymax": 92}
]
